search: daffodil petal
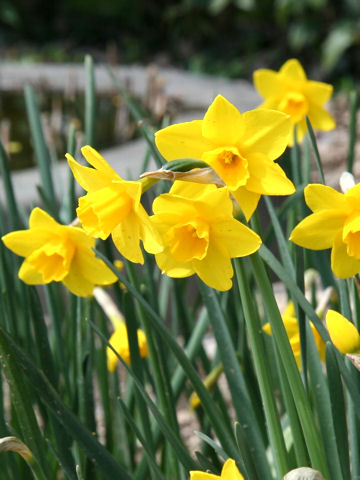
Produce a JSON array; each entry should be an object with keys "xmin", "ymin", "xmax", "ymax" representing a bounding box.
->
[
  {"xmin": 190, "ymin": 472, "xmax": 219, "ymax": 480},
  {"xmin": 155, "ymin": 120, "xmax": 213, "ymax": 161},
  {"xmin": 81, "ymin": 145, "xmax": 120, "ymax": 178},
  {"xmin": 331, "ymin": 232, "xmax": 360, "ymax": 278},
  {"xmin": 308, "ymin": 105, "xmax": 336, "ymax": 131},
  {"xmin": 304, "ymin": 184, "xmax": 347, "ymax": 213},
  {"xmin": 290, "ymin": 211, "xmax": 345, "ymax": 249},
  {"xmin": 62, "ymin": 268, "xmax": 94, "ymax": 297},
  {"xmin": 241, "ymin": 109, "xmax": 291, "ymax": 161},
  {"xmin": 137, "ymin": 205, "xmax": 164, "ymax": 254},
  {"xmin": 253, "ymin": 69, "xmax": 285, "ymax": 99},
  {"xmin": 155, "ymin": 250, "xmax": 194, "ymax": 278},
  {"xmin": 18, "ymin": 259, "xmax": 44, "ymax": 284},
  {"xmin": 221, "ymin": 458, "xmax": 244, "ymax": 479},
  {"xmin": 111, "ymin": 215, "xmax": 144, "ymax": 264},
  {"xmin": 212, "ymin": 219, "xmax": 261, "ymax": 257},
  {"xmin": 74, "ymin": 247, "xmax": 117, "ymax": 285},
  {"xmin": 2, "ymin": 229, "xmax": 51, "ymax": 257},
  {"xmin": 193, "ymin": 242, "xmax": 233, "ymax": 291},
  {"xmin": 202, "ymin": 95, "xmax": 245, "ymax": 145},
  {"xmin": 231, "ymin": 187, "xmax": 261, "ymax": 221},
  {"xmin": 326, "ymin": 309, "xmax": 360, "ymax": 354},
  {"xmin": 304, "ymin": 81, "xmax": 333, "ymax": 106},
  {"xmin": 29, "ymin": 207, "xmax": 59, "ymax": 229},
  {"xmin": 279, "ymin": 59, "xmax": 307, "ymax": 83},
  {"xmin": 245, "ymin": 153, "xmax": 295, "ymax": 195},
  {"xmin": 67, "ymin": 155, "xmax": 114, "ymax": 192}
]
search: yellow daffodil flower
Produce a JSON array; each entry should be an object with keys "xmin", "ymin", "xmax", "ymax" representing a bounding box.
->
[
  {"xmin": 254, "ymin": 58, "xmax": 335, "ymax": 144},
  {"xmin": 326, "ymin": 310, "xmax": 360, "ymax": 354},
  {"xmin": 107, "ymin": 322, "xmax": 148, "ymax": 371},
  {"xmin": 263, "ymin": 302, "xmax": 325, "ymax": 369},
  {"xmin": 1, "ymin": 208, "xmax": 117, "ymax": 296},
  {"xmin": 66, "ymin": 145, "xmax": 163, "ymax": 264},
  {"xmin": 155, "ymin": 95, "xmax": 294, "ymax": 220},
  {"xmin": 290, "ymin": 183, "xmax": 360, "ymax": 278},
  {"xmin": 150, "ymin": 181, "xmax": 261, "ymax": 291},
  {"xmin": 190, "ymin": 458, "xmax": 244, "ymax": 479}
]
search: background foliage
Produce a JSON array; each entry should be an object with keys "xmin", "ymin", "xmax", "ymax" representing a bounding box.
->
[{"xmin": 0, "ymin": 0, "xmax": 359, "ymax": 86}]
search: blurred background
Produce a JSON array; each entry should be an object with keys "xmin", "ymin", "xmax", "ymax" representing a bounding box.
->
[{"xmin": 1, "ymin": 0, "xmax": 359, "ymax": 88}]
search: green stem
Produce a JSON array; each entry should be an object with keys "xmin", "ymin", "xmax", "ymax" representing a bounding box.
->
[
  {"xmin": 250, "ymin": 252, "xmax": 329, "ymax": 478},
  {"xmin": 235, "ymin": 259, "xmax": 289, "ymax": 477}
]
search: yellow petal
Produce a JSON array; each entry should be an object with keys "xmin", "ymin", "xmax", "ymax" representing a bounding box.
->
[
  {"xmin": 18, "ymin": 259, "xmax": 44, "ymax": 284},
  {"xmin": 304, "ymin": 184, "xmax": 347, "ymax": 213},
  {"xmin": 154, "ymin": 249, "xmax": 194, "ymax": 278},
  {"xmin": 241, "ymin": 109, "xmax": 291, "ymax": 161},
  {"xmin": 193, "ymin": 242, "xmax": 233, "ymax": 291},
  {"xmin": 67, "ymin": 155, "xmax": 114, "ymax": 192},
  {"xmin": 81, "ymin": 145, "xmax": 120, "ymax": 178},
  {"xmin": 245, "ymin": 152, "xmax": 295, "ymax": 195},
  {"xmin": 279, "ymin": 59, "xmax": 307, "ymax": 83},
  {"xmin": 155, "ymin": 120, "xmax": 213, "ymax": 161},
  {"xmin": 290, "ymin": 211, "xmax": 345, "ymax": 249},
  {"xmin": 304, "ymin": 81, "xmax": 333, "ymax": 106},
  {"xmin": 2, "ymin": 229, "xmax": 51, "ymax": 257},
  {"xmin": 212, "ymin": 219, "xmax": 261, "ymax": 257},
  {"xmin": 136, "ymin": 205, "xmax": 164, "ymax": 255},
  {"xmin": 62, "ymin": 267, "xmax": 95, "ymax": 297},
  {"xmin": 29, "ymin": 207, "xmax": 59, "ymax": 230},
  {"xmin": 308, "ymin": 105, "xmax": 336, "ymax": 131},
  {"xmin": 231, "ymin": 187, "xmax": 261, "ymax": 221},
  {"xmin": 221, "ymin": 458, "xmax": 244, "ymax": 479},
  {"xmin": 331, "ymin": 232, "xmax": 360, "ymax": 278},
  {"xmin": 111, "ymin": 214, "xmax": 144, "ymax": 264},
  {"xmin": 253, "ymin": 69, "xmax": 285, "ymax": 99},
  {"xmin": 74, "ymin": 247, "xmax": 117, "ymax": 285},
  {"xmin": 326, "ymin": 310, "xmax": 360, "ymax": 354},
  {"xmin": 190, "ymin": 471, "xmax": 219, "ymax": 480},
  {"xmin": 202, "ymin": 95, "xmax": 245, "ymax": 145}
]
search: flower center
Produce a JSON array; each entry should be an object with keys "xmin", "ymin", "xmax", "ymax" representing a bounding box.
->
[
  {"xmin": 28, "ymin": 236, "xmax": 75, "ymax": 282},
  {"xmin": 203, "ymin": 147, "xmax": 249, "ymax": 190},
  {"xmin": 278, "ymin": 91, "xmax": 308, "ymax": 123},
  {"xmin": 166, "ymin": 220, "xmax": 209, "ymax": 263}
]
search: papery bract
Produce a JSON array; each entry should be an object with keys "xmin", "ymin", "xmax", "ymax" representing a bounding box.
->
[
  {"xmin": 66, "ymin": 145, "xmax": 163, "ymax": 264},
  {"xmin": 290, "ymin": 183, "xmax": 360, "ymax": 278},
  {"xmin": 326, "ymin": 310, "xmax": 360, "ymax": 354},
  {"xmin": 1, "ymin": 208, "xmax": 117, "ymax": 297},
  {"xmin": 190, "ymin": 458, "xmax": 244, "ymax": 479},
  {"xmin": 155, "ymin": 95, "xmax": 294, "ymax": 220},
  {"xmin": 254, "ymin": 58, "xmax": 335, "ymax": 144},
  {"xmin": 151, "ymin": 181, "xmax": 261, "ymax": 291}
]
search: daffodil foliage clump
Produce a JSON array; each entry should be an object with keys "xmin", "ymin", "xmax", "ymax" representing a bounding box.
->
[{"xmin": 0, "ymin": 57, "xmax": 360, "ymax": 480}]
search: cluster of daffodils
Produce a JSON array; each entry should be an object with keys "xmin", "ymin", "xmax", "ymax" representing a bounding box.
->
[{"xmin": 3, "ymin": 59, "xmax": 360, "ymax": 381}]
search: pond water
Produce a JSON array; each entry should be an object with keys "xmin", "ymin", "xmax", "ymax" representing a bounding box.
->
[{"xmin": 0, "ymin": 90, "xmax": 141, "ymax": 170}]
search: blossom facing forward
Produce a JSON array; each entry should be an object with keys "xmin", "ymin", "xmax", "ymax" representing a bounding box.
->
[
  {"xmin": 1, "ymin": 208, "xmax": 117, "ymax": 296},
  {"xmin": 254, "ymin": 58, "xmax": 335, "ymax": 144},
  {"xmin": 190, "ymin": 458, "xmax": 244, "ymax": 479},
  {"xmin": 66, "ymin": 145, "xmax": 163, "ymax": 264},
  {"xmin": 155, "ymin": 95, "xmax": 294, "ymax": 220},
  {"xmin": 107, "ymin": 322, "xmax": 148, "ymax": 371},
  {"xmin": 290, "ymin": 183, "xmax": 360, "ymax": 278},
  {"xmin": 326, "ymin": 310, "xmax": 360, "ymax": 354},
  {"xmin": 263, "ymin": 301, "xmax": 325, "ymax": 369},
  {"xmin": 150, "ymin": 181, "xmax": 261, "ymax": 291}
]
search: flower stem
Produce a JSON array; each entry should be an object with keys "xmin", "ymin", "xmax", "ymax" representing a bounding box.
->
[{"xmin": 235, "ymin": 259, "xmax": 289, "ymax": 478}]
